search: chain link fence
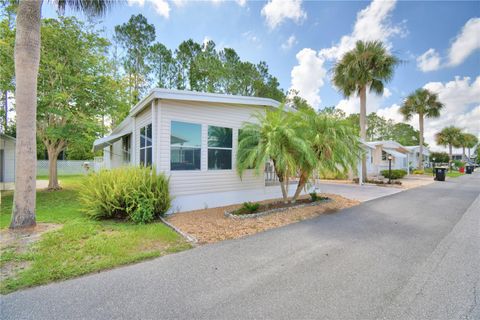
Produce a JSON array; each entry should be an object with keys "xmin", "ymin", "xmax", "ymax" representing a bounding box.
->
[{"xmin": 37, "ymin": 160, "xmax": 94, "ymax": 176}]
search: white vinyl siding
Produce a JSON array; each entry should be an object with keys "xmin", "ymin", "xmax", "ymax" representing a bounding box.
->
[
  {"xmin": 158, "ymin": 99, "xmax": 266, "ymax": 196},
  {"xmin": 134, "ymin": 104, "xmax": 152, "ymax": 166}
]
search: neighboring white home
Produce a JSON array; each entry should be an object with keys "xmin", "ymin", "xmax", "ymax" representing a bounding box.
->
[
  {"xmin": 404, "ymin": 145, "xmax": 430, "ymax": 169},
  {"xmin": 94, "ymin": 88, "xmax": 297, "ymax": 213},
  {"xmin": 364, "ymin": 140, "xmax": 409, "ymax": 177},
  {"xmin": 1, "ymin": 133, "xmax": 16, "ymax": 191}
]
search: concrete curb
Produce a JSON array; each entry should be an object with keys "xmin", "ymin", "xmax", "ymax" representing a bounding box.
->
[{"xmin": 159, "ymin": 217, "xmax": 198, "ymax": 245}]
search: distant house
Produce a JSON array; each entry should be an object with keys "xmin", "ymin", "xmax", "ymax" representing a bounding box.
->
[
  {"xmin": 0, "ymin": 133, "xmax": 15, "ymax": 191},
  {"xmin": 404, "ymin": 145, "xmax": 430, "ymax": 169},
  {"xmin": 93, "ymin": 88, "xmax": 296, "ymax": 212},
  {"xmin": 364, "ymin": 140, "xmax": 409, "ymax": 177}
]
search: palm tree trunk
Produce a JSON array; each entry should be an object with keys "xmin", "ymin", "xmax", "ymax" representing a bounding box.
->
[
  {"xmin": 449, "ymin": 144, "xmax": 453, "ymax": 172},
  {"xmin": 3, "ymin": 90, "xmax": 7, "ymax": 132},
  {"xmin": 359, "ymin": 86, "xmax": 367, "ymax": 181},
  {"xmin": 462, "ymin": 147, "xmax": 466, "ymax": 161},
  {"xmin": 291, "ymin": 170, "xmax": 309, "ymax": 203},
  {"xmin": 272, "ymin": 159, "xmax": 288, "ymax": 203},
  {"xmin": 10, "ymin": 0, "xmax": 42, "ymax": 229},
  {"xmin": 418, "ymin": 113, "xmax": 424, "ymax": 170}
]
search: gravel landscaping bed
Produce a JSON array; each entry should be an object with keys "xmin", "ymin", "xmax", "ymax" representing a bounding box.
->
[{"xmin": 166, "ymin": 193, "xmax": 359, "ymax": 244}]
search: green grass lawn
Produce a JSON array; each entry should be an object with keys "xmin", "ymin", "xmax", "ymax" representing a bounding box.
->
[
  {"xmin": 0, "ymin": 175, "xmax": 191, "ymax": 294},
  {"xmin": 446, "ymin": 171, "xmax": 464, "ymax": 178}
]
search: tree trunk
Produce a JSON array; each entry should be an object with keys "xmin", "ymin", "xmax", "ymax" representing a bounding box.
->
[
  {"xmin": 2, "ymin": 90, "xmax": 7, "ymax": 132},
  {"xmin": 272, "ymin": 159, "xmax": 288, "ymax": 203},
  {"xmin": 449, "ymin": 144, "xmax": 453, "ymax": 172},
  {"xmin": 47, "ymin": 146, "xmax": 61, "ymax": 190},
  {"xmin": 10, "ymin": 0, "xmax": 42, "ymax": 229},
  {"xmin": 418, "ymin": 113, "xmax": 424, "ymax": 170},
  {"xmin": 291, "ymin": 170, "xmax": 309, "ymax": 203},
  {"xmin": 468, "ymin": 148, "xmax": 471, "ymax": 159},
  {"xmin": 462, "ymin": 147, "xmax": 466, "ymax": 161},
  {"xmin": 359, "ymin": 86, "xmax": 367, "ymax": 181}
]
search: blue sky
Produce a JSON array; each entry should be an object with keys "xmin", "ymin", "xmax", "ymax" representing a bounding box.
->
[{"xmin": 43, "ymin": 0, "xmax": 480, "ymax": 151}]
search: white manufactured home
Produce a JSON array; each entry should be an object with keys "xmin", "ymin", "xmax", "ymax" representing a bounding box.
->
[
  {"xmin": 363, "ymin": 140, "xmax": 410, "ymax": 177},
  {"xmin": 94, "ymin": 89, "xmax": 299, "ymax": 213},
  {"xmin": 0, "ymin": 133, "xmax": 16, "ymax": 191}
]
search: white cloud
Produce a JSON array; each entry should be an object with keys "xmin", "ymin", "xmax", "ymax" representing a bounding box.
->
[
  {"xmin": 416, "ymin": 18, "xmax": 480, "ymax": 72},
  {"xmin": 152, "ymin": 0, "xmax": 170, "ymax": 18},
  {"xmin": 242, "ymin": 30, "xmax": 261, "ymax": 45},
  {"xmin": 261, "ymin": 0, "xmax": 307, "ymax": 30},
  {"xmin": 290, "ymin": 48, "xmax": 326, "ymax": 107},
  {"xmin": 290, "ymin": 0, "xmax": 405, "ymax": 108},
  {"xmin": 171, "ymin": 0, "xmax": 186, "ymax": 7},
  {"xmin": 448, "ymin": 18, "xmax": 480, "ymax": 67},
  {"xmin": 281, "ymin": 35, "xmax": 297, "ymax": 50},
  {"xmin": 127, "ymin": 0, "xmax": 170, "ymax": 18},
  {"xmin": 383, "ymin": 87, "xmax": 392, "ymax": 98},
  {"xmin": 416, "ymin": 48, "xmax": 441, "ymax": 72},
  {"xmin": 127, "ymin": 0, "xmax": 145, "ymax": 5},
  {"xmin": 236, "ymin": 0, "xmax": 247, "ymax": 7},
  {"xmin": 336, "ymin": 90, "xmax": 388, "ymax": 115}
]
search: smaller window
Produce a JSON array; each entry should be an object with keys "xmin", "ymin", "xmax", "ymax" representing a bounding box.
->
[
  {"xmin": 122, "ymin": 135, "xmax": 131, "ymax": 163},
  {"xmin": 381, "ymin": 150, "xmax": 388, "ymax": 161},
  {"xmin": 170, "ymin": 121, "xmax": 201, "ymax": 170},
  {"xmin": 208, "ymin": 125, "xmax": 232, "ymax": 170},
  {"xmin": 139, "ymin": 124, "xmax": 152, "ymax": 166}
]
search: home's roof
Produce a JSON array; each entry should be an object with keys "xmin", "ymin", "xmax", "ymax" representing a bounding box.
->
[
  {"xmin": 404, "ymin": 145, "xmax": 430, "ymax": 155},
  {"xmin": 366, "ymin": 140, "xmax": 409, "ymax": 153},
  {"xmin": 0, "ymin": 133, "xmax": 16, "ymax": 142},
  {"xmin": 384, "ymin": 148, "xmax": 407, "ymax": 159},
  {"xmin": 130, "ymin": 88, "xmax": 284, "ymax": 116}
]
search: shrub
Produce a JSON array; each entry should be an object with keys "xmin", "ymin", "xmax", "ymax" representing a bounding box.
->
[
  {"xmin": 309, "ymin": 192, "xmax": 318, "ymax": 202},
  {"xmin": 380, "ymin": 169, "xmax": 407, "ymax": 179},
  {"xmin": 412, "ymin": 169, "xmax": 424, "ymax": 175},
  {"xmin": 453, "ymin": 160, "xmax": 465, "ymax": 169},
  {"xmin": 424, "ymin": 168, "xmax": 433, "ymax": 174},
  {"xmin": 234, "ymin": 202, "xmax": 261, "ymax": 215},
  {"xmin": 80, "ymin": 167, "xmax": 171, "ymax": 224}
]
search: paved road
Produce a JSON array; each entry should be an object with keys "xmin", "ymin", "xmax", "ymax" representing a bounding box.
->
[{"xmin": 2, "ymin": 173, "xmax": 479, "ymax": 320}]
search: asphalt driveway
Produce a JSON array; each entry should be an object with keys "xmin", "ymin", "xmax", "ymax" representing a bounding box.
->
[{"xmin": 2, "ymin": 173, "xmax": 479, "ymax": 320}]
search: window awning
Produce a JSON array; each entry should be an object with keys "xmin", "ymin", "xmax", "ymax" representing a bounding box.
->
[
  {"xmin": 384, "ymin": 148, "xmax": 407, "ymax": 159},
  {"xmin": 93, "ymin": 132, "xmax": 131, "ymax": 151}
]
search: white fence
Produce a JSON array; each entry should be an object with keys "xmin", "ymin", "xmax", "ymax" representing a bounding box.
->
[{"xmin": 37, "ymin": 160, "xmax": 94, "ymax": 176}]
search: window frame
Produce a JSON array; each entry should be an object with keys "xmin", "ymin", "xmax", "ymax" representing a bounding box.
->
[
  {"xmin": 122, "ymin": 135, "xmax": 131, "ymax": 163},
  {"xmin": 139, "ymin": 123, "xmax": 153, "ymax": 167},
  {"xmin": 170, "ymin": 120, "xmax": 202, "ymax": 171},
  {"xmin": 207, "ymin": 125, "xmax": 233, "ymax": 170}
]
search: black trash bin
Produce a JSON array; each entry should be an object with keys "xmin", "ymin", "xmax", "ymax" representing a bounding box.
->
[
  {"xmin": 466, "ymin": 165, "xmax": 473, "ymax": 174},
  {"xmin": 434, "ymin": 167, "xmax": 446, "ymax": 181}
]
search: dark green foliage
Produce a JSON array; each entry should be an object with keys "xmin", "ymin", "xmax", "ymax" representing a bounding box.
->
[
  {"xmin": 234, "ymin": 202, "xmax": 261, "ymax": 215},
  {"xmin": 380, "ymin": 169, "xmax": 407, "ymax": 179},
  {"xmin": 309, "ymin": 192, "xmax": 318, "ymax": 202},
  {"xmin": 430, "ymin": 152, "xmax": 449, "ymax": 163},
  {"xmin": 80, "ymin": 167, "xmax": 171, "ymax": 224}
]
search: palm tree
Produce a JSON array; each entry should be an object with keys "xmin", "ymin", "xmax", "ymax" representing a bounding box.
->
[
  {"xmin": 11, "ymin": 0, "xmax": 114, "ymax": 229},
  {"xmin": 332, "ymin": 40, "xmax": 400, "ymax": 181},
  {"xmin": 289, "ymin": 108, "xmax": 359, "ymax": 202},
  {"xmin": 458, "ymin": 133, "xmax": 479, "ymax": 161},
  {"xmin": 237, "ymin": 106, "xmax": 311, "ymax": 203},
  {"xmin": 435, "ymin": 126, "xmax": 463, "ymax": 171},
  {"xmin": 399, "ymin": 88, "xmax": 444, "ymax": 170}
]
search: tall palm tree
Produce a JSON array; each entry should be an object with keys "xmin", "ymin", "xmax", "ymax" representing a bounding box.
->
[
  {"xmin": 458, "ymin": 133, "xmax": 479, "ymax": 161},
  {"xmin": 290, "ymin": 108, "xmax": 359, "ymax": 202},
  {"xmin": 237, "ymin": 106, "xmax": 311, "ymax": 203},
  {"xmin": 11, "ymin": 0, "xmax": 114, "ymax": 229},
  {"xmin": 399, "ymin": 88, "xmax": 444, "ymax": 170},
  {"xmin": 332, "ymin": 40, "xmax": 400, "ymax": 181},
  {"xmin": 435, "ymin": 126, "xmax": 462, "ymax": 171}
]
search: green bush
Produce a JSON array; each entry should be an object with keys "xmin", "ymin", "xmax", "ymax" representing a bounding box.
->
[
  {"xmin": 242, "ymin": 202, "xmax": 260, "ymax": 213},
  {"xmin": 380, "ymin": 169, "xmax": 407, "ymax": 179},
  {"xmin": 309, "ymin": 192, "xmax": 318, "ymax": 202},
  {"xmin": 424, "ymin": 167, "xmax": 433, "ymax": 174},
  {"xmin": 453, "ymin": 160, "xmax": 465, "ymax": 168},
  {"xmin": 412, "ymin": 169, "xmax": 424, "ymax": 175},
  {"xmin": 80, "ymin": 167, "xmax": 171, "ymax": 224}
]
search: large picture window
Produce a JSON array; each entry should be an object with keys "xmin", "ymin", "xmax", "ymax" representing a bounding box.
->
[
  {"xmin": 140, "ymin": 124, "xmax": 152, "ymax": 166},
  {"xmin": 208, "ymin": 125, "xmax": 232, "ymax": 170},
  {"xmin": 171, "ymin": 121, "xmax": 201, "ymax": 170}
]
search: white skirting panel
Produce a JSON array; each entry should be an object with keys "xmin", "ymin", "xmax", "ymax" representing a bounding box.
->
[{"xmin": 168, "ymin": 184, "xmax": 311, "ymax": 214}]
